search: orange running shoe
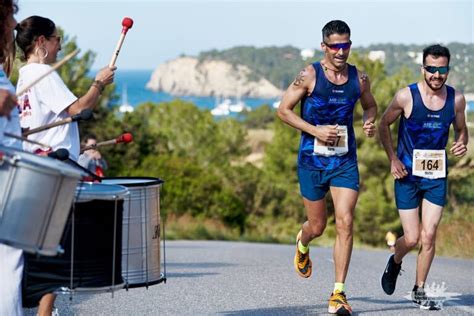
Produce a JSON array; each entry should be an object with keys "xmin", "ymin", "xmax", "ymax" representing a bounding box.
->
[
  {"xmin": 294, "ymin": 230, "xmax": 312, "ymax": 278},
  {"xmin": 328, "ymin": 290, "xmax": 352, "ymax": 315}
]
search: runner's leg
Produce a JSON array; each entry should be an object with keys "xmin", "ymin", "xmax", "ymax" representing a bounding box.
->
[
  {"xmin": 394, "ymin": 208, "xmax": 420, "ymax": 263},
  {"xmin": 330, "ymin": 186, "xmax": 357, "ymax": 283},
  {"xmin": 416, "ymin": 199, "xmax": 443, "ymax": 286}
]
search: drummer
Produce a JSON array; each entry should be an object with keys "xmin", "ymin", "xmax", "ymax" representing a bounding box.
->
[
  {"xmin": 14, "ymin": 15, "xmax": 116, "ymax": 314},
  {"xmin": 15, "ymin": 15, "xmax": 116, "ymax": 161},
  {"xmin": 0, "ymin": 1, "xmax": 24, "ymax": 315}
]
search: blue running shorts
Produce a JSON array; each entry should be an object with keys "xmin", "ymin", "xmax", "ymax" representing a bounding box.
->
[
  {"xmin": 395, "ymin": 177, "xmax": 447, "ymax": 210},
  {"xmin": 298, "ymin": 161, "xmax": 359, "ymax": 201}
]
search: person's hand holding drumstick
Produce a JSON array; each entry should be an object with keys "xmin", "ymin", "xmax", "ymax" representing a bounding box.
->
[
  {"xmin": 0, "ymin": 89, "xmax": 17, "ymax": 118},
  {"xmin": 90, "ymin": 66, "xmax": 117, "ymax": 95}
]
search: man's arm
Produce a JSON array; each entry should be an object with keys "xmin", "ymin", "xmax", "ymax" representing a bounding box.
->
[
  {"xmin": 358, "ymin": 71, "xmax": 377, "ymax": 137},
  {"xmin": 379, "ymin": 88, "xmax": 410, "ymax": 179},
  {"xmin": 277, "ymin": 65, "xmax": 338, "ymax": 143},
  {"xmin": 450, "ymin": 91, "xmax": 468, "ymax": 157}
]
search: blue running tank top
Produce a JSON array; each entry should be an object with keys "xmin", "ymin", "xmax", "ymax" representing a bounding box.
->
[
  {"xmin": 298, "ymin": 62, "xmax": 361, "ymax": 170},
  {"xmin": 397, "ymin": 83, "xmax": 455, "ymax": 180}
]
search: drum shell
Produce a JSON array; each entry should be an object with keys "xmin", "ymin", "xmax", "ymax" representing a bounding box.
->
[
  {"xmin": 0, "ymin": 146, "xmax": 83, "ymax": 256},
  {"xmin": 22, "ymin": 183, "xmax": 128, "ymax": 307},
  {"xmin": 102, "ymin": 177, "xmax": 163, "ymax": 287}
]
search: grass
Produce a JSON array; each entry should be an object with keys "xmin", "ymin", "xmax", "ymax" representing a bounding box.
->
[
  {"xmin": 162, "ymin": 212, "xmax": 473, "ymax": 259},
  {"xmin": 437, "ymin": 217, "xmax": 473, "ymax": 258}
]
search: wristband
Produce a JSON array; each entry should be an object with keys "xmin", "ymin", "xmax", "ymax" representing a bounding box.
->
[{"xmin": 92, "ymin": 80, "xmax": 105, "ymax": 94}]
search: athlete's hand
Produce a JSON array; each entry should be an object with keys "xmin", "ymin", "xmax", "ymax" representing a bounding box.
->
[
  {"xmin": 391, "ymin": 158, "xmax": 408, "ymax": 179},
  {"xmin": 314, "ymin": 125, "xmax": 338, "ymax": 143},
  {"xmin": 363, "ymin": 121, "xmax": 375, "ymax": 137},
  {"xmin": 450, "ymin": 141, "xmax": 467, "ymax": 157},
  {"xmin": 0, "ymin": 89, "xmax": 17, "ymax": 118}
]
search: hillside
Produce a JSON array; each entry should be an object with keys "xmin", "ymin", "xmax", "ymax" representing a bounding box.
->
[
  {"xmin": 146, "ymin": 56, "xmax": 282, "ymax": 98},
  {"xmin": 147, "ymin": 43, "xmax": 474, "ymax": 97}
]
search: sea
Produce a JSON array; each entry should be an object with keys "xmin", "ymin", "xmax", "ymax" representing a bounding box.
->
[
  {"xmin": 112, "ymin": 70, "xmax": 474, "ymax": 113},
  {"xmin": 112, "ymin": 69, "xmax": 277, "ymax": 112}
]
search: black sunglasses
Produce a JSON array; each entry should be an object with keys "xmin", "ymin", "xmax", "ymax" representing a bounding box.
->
[
  {"xmin": 323, "ymin": 40, "xmax": 352, "ymax": 51},
  {"xmin": 423, "ymin": 65, "xmax": 449, "ymax": 75}
]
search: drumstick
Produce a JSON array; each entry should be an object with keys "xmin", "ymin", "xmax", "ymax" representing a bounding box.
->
[
  {"xmin": 109, "ymin": 17, "xmax": 134, "ymax": 67},
  {"xmin": 80, "ymin": 132, "xmax": 133, "ymax": 152},
  {"xmin": 65, "ymin": 157, "xmax": 102, "ymax": 180},
  {"xmin": 3, "ymin": 132, "xmax": 51, "ymax": 149},
  {"xmin": 23, "ymin": 109, "xmax": 93, "ymax": 137},
  {"xmin": 16, "ymin": 49, "xmax": 80, "ymax": 96}
]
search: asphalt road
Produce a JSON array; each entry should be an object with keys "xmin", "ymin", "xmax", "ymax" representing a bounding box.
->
[{"xmin": 24, "ymin": 240, "xmax": 474, "ymax": 315}]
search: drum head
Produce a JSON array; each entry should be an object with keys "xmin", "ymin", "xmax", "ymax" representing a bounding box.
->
[
  {"xmin": 101, "ymin": 177, "xmax": 164, "ymax": 187},
  {"xmin": 76, "ymin": 182, "xmax": 129, "ymax": 202}
]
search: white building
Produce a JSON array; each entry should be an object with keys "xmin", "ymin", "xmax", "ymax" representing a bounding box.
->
[
  {"xmin": 408, "ymin": 51, "xmax": 423, "ymax": 64},
  {"xmin": 368, "ymin": 50, "xmax": 386, "ymax": 63},
  {"xmin": 300, "ymin": 48, "xmax": 315, "ymax": 60}
]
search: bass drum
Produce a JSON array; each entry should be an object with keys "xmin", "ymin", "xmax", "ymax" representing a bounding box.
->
[{"xmin": 101, "ymin": 177, "xmax": 164, "ymax": 288}]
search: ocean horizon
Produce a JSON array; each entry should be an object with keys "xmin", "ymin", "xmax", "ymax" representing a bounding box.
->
[{"xmin": 111, "ymin": 69, "xmax": 474, "ymax": 113}]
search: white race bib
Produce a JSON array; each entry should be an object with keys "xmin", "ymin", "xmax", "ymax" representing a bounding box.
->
[
  {"xmin": 412, "ymin": 149, "xmax": 446, "ymax": 179},
  {"xmin": 313, "ymin": 125, "xmax": 348, "ymax": 156}
]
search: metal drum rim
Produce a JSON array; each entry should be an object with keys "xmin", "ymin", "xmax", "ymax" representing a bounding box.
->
[
  {"xmin": 101, "ymin": 177, "xmax": 164, "ymax": 187},
  {"xmin": 75, "ymin": 183, "xmax": 129, "ymax": 201},
  {"xmin": 0, "ymin": 152, "xmax": 84, "ymax": 179}
]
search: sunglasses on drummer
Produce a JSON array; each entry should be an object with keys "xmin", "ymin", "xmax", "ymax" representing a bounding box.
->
[
  {"xmin": 423, "ymin": 65, "xmax": 449, "ymax": 74},
  {"xmin": 47, "ymin": 35, "xmax": 62, "ymax": 43},
  {"xmin": 323, "ymin": 41, "xmax": 352, "ymax": 51}
]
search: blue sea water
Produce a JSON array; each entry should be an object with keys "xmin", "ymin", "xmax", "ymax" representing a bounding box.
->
[{"xmin": 112, "ymin": 69, "xmax": 277, "ymax": 111}]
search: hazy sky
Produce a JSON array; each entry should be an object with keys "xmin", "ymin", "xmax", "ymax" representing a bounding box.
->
[{"xmin": 18, "ymin": 0, "xmax": 473, "ymax": 70}]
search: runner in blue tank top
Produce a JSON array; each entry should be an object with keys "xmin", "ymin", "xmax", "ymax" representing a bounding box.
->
[
  {"xmin": 277, "ymin": 20, "xmax": 377, "ymax": 315},
  {"xmin": 379, "ymin": 44, "xmax": 468, "ymax": 310}
]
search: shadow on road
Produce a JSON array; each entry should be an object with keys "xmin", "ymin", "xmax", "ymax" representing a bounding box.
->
[
  {"xmin": 219, "ymin": 304, "xmax": 325, "ymax": 315},
  {"xmin": 166, "ymin": 262, "xmax": 236, "ymax": 269},
  {"xmin": 166, "ymin": 271, "xmax": 219, "ymax": 278},
  {"xmin": 351, "ymin": 296, "xmax": 407, "ymax": 305}
]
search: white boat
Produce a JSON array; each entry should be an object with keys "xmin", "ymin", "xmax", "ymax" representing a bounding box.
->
[
  {"xmin": 229, "ymin": 99, "xmax": 251, "ymax": 113},
  {"xmin": 211, "ymin": 98, "xmax": 230, "ymax": 116},
  {"xmin": 118, "ymin": 84, "xmax": 134, "ymax": 113},
  {"xmin": 211, "ymin": 98, "xmax": 251, "ymax": 116},
  {"xmin": 272, "ymin": 100, "xmax": 281, "ymax": 109}
]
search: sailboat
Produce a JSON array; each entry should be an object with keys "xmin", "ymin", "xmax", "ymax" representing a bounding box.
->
[
  {"xmin": 211, "ymin": 97, "xmax": 230, "ymax": 116},
  {"xmin": 118, "ymin": 84, "xmax": 134, "ymax": 113},
  {"xmin": 272, "ymin": 99, "xmax": 281, "ymax": 109}
]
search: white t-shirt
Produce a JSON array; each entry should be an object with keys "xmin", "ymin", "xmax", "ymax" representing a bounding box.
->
[
  {"xmin": 17, "ymin": 63, "xmax": 79, "ymax": 160},
  {"xmin": 0, "ymin": 65, "xmax": 21, "ymax": 149}
]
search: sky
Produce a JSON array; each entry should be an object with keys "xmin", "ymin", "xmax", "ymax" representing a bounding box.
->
[{"xmin": 17, "ymin": 0, "xmax": 473, "ymax": 70}]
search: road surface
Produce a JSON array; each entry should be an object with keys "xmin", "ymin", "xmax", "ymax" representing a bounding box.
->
[{"xmin": 24, "ymin": 240, "xmax": 474, "ymax": 315}]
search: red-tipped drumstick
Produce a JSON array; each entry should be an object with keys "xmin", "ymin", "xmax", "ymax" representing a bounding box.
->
[
  {"xmin": 80, "ymin": 132, "xmax": 133, "ymax": 152},
  {"xmin": 109, "ymin": 17, "xmax": 134, "ymax": 67}
]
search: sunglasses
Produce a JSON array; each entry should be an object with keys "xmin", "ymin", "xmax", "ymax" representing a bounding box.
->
[
  {"xmin": 48, "ymin": 35, "xmax": 62, "ymax": 43},
  {"xmin": 324, "ymin": 41, "xmax": 352, "ymax": 51},
  {"xmin": 423, "ymin": 65, "xmax": 449, "ymax": 75}
]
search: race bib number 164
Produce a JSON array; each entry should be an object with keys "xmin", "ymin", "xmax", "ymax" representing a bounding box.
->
[{"xmin": 412, "ymin": 149, "xmax": 446, "ymax": 179}]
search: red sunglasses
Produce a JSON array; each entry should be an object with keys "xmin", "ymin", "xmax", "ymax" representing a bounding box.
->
[{"xmin": 324, "ymin": 41, "xmax": 352, "ymax": 51}]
